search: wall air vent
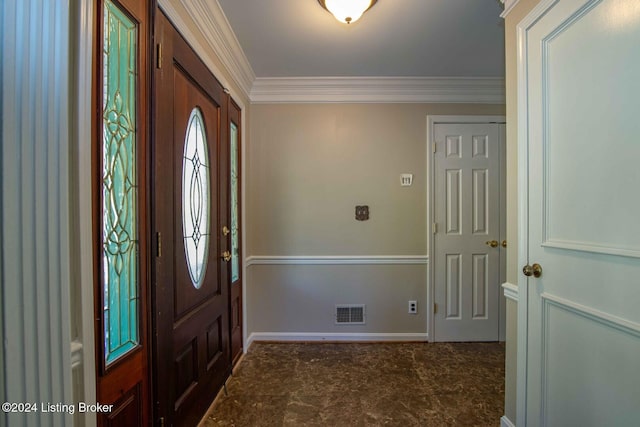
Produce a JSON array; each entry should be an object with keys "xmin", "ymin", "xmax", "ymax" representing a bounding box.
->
[{"xmin": 335, "ymin": 304, "xmax": 366, "ymax": 325}]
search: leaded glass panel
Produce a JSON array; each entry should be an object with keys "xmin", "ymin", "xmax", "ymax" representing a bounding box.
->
[
  {"xmin": 182, "ymin": 108, "xmax": 211, "ymax": 289},
  {"xmin": 230, "ymin": 122, "xmax": 240, "ymax": 282},
  {"xmin": 102, "ymin": 0, "xmax": 139, "ymax": 365}
]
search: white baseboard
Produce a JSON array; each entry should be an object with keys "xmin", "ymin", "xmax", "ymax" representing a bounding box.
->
[
  {"xmin": 247, "ymin": 332, "xmax": 429, "ymax": 348},
  {"xmin": 501, "ymin": 415, "xmax": 516, "ymax": 427}
]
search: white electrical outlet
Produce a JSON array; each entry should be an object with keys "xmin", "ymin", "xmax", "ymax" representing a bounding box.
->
[{"xmin": 408, "ymin": 300, "xmax": 418, "ymax": 314}]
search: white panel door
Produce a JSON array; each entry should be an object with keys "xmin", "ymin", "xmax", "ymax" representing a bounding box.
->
[
  {"xmin": 434, "ymin": 123, "xmax": 505, "ymax": 341},
  {"xmin": 520, "ymin": 0, "xmax": 640, "ymax": 425}
]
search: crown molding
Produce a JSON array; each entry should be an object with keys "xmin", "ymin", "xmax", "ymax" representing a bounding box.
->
[
  {"xmin": 500, "ymin": 0, "xmax": 522, "ymax": 18},
  {"xmin": 158, "ymin": 1, "xmax": 505, "ymax": 105},
  {"xmin": 250, "ymin": 76, "xmax": 505, "ymax": 104},
  {"xmin": 182, "ymin": 0, "xmax": 255, "ymax": 95},
  {"xmin": 158, "ymin": 0, "xmax": 255, "ymax": 99}
]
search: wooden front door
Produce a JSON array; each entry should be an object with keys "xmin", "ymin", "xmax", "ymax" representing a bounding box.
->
[{"xmin": 153, "ymin": 11, "xmax": 231, "ymax": 426}]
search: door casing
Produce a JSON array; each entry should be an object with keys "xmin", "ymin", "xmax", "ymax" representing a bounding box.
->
[{"xmin": 427, "ymin": 115, "xmax": 507, "ymax": 342}]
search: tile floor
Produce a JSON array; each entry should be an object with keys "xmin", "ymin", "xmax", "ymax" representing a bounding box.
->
[{"xmin": 202, "ymin": 342, "xmax": 505, "ymax": 427}]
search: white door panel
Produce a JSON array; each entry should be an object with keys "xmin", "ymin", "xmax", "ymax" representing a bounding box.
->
[
  {"xmin": 519, "ymin": 0, "xmax": 640, "ymax": 424},
  {"xmin": 544, "ymin": 0, "xmax": 640, "ymax": 257},
  {"xmin": 434, "ymin": 123, "xmax": 505, "ymax": 341}
]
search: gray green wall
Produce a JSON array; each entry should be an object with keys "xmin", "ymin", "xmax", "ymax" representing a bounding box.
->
[{"xmin": 246, "ymin": 103, "xmax": 505, "ymax": 339}]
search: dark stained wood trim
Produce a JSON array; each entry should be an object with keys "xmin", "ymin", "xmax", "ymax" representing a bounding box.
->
[
  {"xmin": 93, "ymin": 0, "xmax": 152, "ymax": 424},
  {"xmin": 228, "ymin": 98, "xmax": 243, "ymax": 366}
]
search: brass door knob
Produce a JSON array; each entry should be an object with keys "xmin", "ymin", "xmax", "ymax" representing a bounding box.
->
[
  {"xmin": 523, "ymin": 263, "xmax": 542, "ymax": 278},
  {"xmin": 486, "ymin": 240, "xmax": 499, "ymax": 248},
  {"xmin": 501, "ymin": 240, "xmax": 507, "ymax": 248},
  {"xmin": 221, "ymin": 251, "xmax": 231, "ymax": 262},
  {"xmin": 222, "ymin": 226, "xmax": 230, "ymax": 236}
]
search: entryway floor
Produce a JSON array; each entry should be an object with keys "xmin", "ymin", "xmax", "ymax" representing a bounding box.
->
[{"xmin": 201, "ymin": 342, "xmax": 505, "ymax": 426}]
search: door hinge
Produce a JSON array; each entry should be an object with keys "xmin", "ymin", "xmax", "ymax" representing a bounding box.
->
[
  {"xmin": 156, "ymin": 43, "xmax": 162, "ymax": 69},
  {"xmin": 159, "ymin": 417, "xmax": 165, "ymax": 427},
  {"xmin": 432, "ymin": 222, "xmax": 437, "ymax": 234},
  {"xmin": 156, "ymin": 232, "xmax": 162, "ymax": 257},
  {"xmin": 434, "ymin": 303, "xmax": 438, "ymax": 314},
  {"xmin": 433, "ymin": 142, "xmax": 437, "ymax": 153}
]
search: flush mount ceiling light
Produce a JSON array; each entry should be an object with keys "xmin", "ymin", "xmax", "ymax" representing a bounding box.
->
[{"xmin": 318, "ymin": 0, "xmax": 378, "ymax": 24}]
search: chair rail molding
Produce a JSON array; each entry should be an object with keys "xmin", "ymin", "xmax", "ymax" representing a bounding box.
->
[
  {"xmin": 246, "ymin": 255, "xmax": 429, "ymax": 266},
  {"xmin": 502, "ymin": 282, "xmax": 519, "ymax": 302}
]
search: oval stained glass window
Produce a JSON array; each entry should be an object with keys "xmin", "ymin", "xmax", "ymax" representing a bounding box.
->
[{"xmin": 182, "ymin": 108, "xmax": 210, "ymax": 289}]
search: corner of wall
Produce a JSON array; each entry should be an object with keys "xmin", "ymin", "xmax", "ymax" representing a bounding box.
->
[
  {"xmin": 71, "ymin": 0, "xmax": 97, "ymax": 424},
  {"xmin": 0, "ymin": 0, "xmax": 5, "ymax": 412}
]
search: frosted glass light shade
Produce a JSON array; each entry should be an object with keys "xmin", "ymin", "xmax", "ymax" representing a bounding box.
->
[{"xmin": 320, "ymin": 0, "xmax": 376, "ymax": 24}]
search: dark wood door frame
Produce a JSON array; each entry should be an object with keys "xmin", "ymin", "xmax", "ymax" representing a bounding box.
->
[{"xmin": 227, "ymin": 98, "xmax": 243, "ymax": 366}]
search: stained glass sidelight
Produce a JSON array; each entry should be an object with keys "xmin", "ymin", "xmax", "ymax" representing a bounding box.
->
[
  {"xmin": 230, "ymin": 122, "xmax": 240, "ymax": 282},
  {"xmin": 183, "ymin": 108, "xmax": 211, "ymax": 289},
  {"xmin": 102, "ymin": 0, "xmax": 139, "ymax": 365}
]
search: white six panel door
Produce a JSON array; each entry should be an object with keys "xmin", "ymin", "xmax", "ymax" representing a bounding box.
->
[
  {"xmin": 520, "ymin": 0, "xmax": 640, "ymax": 424},
  {"xmin": 434, "ymin": 123, "xmax": 504, "ymax": 341}
]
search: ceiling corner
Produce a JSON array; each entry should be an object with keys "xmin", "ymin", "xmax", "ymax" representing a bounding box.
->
[
  {"xmin": 500, "ymin": 0, "xmax": 522, "ymax": 18},
  {"xmin": 158, "ymin": 0, "xmax": 256, "ymax": 99}
]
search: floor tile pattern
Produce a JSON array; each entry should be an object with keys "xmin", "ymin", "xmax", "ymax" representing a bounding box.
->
[{"xmin": 202, "ymin": 342, "xmax": 505, "ymax": 427}]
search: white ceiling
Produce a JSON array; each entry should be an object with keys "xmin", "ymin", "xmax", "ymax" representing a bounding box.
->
[{"xmin": 216, "ymin": 0, "xmax": 506, "ymax": 78}]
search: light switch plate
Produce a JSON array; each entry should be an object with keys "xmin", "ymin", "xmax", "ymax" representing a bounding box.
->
[{"xmin": 400, "ymin": 174, "xmax": 413, "ymax": 186}]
